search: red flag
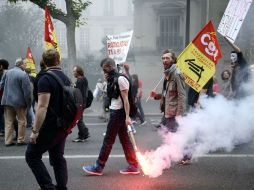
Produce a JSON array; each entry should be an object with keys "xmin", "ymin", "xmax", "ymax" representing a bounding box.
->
[
  {"xmin": 192, "ymin": 20, "xmax": 222, "ymax": 64},
  {"xmin": 44, "ymin": 6, "xmax": 61, "ymax": 58}
]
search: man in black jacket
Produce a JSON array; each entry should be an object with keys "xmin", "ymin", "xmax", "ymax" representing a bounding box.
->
[{"xmin": 72, "ymin": 65, "xmax": 90, "ymax": 142}]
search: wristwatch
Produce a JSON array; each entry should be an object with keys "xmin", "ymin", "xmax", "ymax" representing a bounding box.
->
[{"xmin": 32, "ymin": 128, "xmax": 39, "ymax": 134}]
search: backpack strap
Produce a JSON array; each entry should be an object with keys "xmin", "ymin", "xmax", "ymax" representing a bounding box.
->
[
  {"xmin": 42, "ymin": 70, "xmax": 66, "ymax": 118},
  {"xmin": 45, "ymin": 70, "xmax": 66, "ymax": 89}
]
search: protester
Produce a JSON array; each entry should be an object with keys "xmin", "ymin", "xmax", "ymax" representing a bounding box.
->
[
  {"xmin": 26, "ymin": 49, "xmax": 70, "ymax": 190},
  {"xmin": 1, "ymin": 58, "xmax": 32, "ymax": 146},
  {"xmin": 150, "ymin": 49, "xmax": 190, "ymax": 164},
  {"xmin": 220, "ymin": 69, "xmax": 233, "ymax": 99},
  {"xmin": 224, "ymin": 36, "xmax": 249, "ymax": 98},
  {"xmin": 72, "ymin": 65, "xmax": 90, "ymax": 142},
  {"xmin": 83, "ymin": 57, "xmax": 139, "ymax": 176},
  {"xmin": 25, "ymin": 68, "xmax": 35, "ymax": 129},
  {"xmin": 150, "ymin": 49, "xmax": 186, "ymax": 132},
  {"xmin": 0, "ymin": 59, "xmax": 9, "ymax": 137},
  {"xmin": 131, "ymin": 74, "xmax": 146, "ymax": 125},
  {"xmin": 93, "ymin": 78, "xmax": 104, "ymax": 101}
]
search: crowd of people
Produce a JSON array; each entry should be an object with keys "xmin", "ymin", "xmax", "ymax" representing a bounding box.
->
[{"xmin": 0, "ymin": 35, "xmax": 252, "ymax": 189}]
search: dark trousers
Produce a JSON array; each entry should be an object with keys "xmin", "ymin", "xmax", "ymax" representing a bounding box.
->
[
  {"xmin": 26, "ymin": 128, "xmax": 68, "ymax": 190},
  {"xmin": 77, "ymin": 116, "xmax": 89, "ymax": 139},
  {"xmin": 160, "ymin": 116, "xmax": 178, "ymax": 133},
  {"xmin": 97, "ymin": 109, "xmax": 138, "ymax": 168}
]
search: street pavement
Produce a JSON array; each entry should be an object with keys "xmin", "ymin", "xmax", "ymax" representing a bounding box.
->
[{"xmin": 1, "ymin": 101, "xmax": 254, "ymax": 190}]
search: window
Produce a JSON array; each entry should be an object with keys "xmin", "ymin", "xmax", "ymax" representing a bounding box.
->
[
  {"xmin": 104, "ymin": 0, "xmax": 113, "ymax": 16},
  {"xmin": 79, "ymin": 29, "xmax": 89, "ymax": 54},
  {"xmin": 158, "ymin": 15, "xmax": 182, "ymax": 51}
]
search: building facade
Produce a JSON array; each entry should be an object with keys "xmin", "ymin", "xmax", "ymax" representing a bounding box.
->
[{"xmin": 54, "ymin": 0, "xmax": 133, "ymax": 59}]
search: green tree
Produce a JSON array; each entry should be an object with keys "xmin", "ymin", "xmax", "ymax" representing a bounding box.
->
[{"xmin": 8, "ymin": 0, "xmax": 91, "ymax": 64}]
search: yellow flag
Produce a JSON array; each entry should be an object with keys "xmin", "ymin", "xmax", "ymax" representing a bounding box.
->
[
  {"xmin": 177, "ymin": 21, "xmax": 222, "ymax": 92},
  {"xmin": 25, "ymin": 47, "xmax": 37, "ymax": 77}
]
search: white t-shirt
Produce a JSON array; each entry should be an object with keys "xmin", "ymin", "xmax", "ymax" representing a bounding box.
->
[{"xmin": 109, "ymin": 76, "xmax": 129, "ymax": 110}]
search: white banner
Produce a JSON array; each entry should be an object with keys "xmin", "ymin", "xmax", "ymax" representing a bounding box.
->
[
  {"xmin": 106, "ymin": 30, "xmax": 133, "ymax": 64},
  {"xmin": 217, "ymin": 0, "xmax": 253, "ymax": 43}
]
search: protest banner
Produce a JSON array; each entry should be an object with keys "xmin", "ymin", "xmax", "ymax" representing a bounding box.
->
[
  {"xmin": 106, "ymin": 30, "xmax": 133, "ymax": 64},
  {"xmin": 217, "ymin": 0, "xmax": 253, "ymax": 43},
  {"xmin": 177, "ymin": 21, "xmax": 222, "ymax": 92}
]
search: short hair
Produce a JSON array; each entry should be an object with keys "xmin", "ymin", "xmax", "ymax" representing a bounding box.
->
[
  {"xmin": 100, "ymin": 57, "xmax": 115, "ymax": 68},
  {"xmin": 221, "ymin": 69, "xmax": 231, "ymax": 80},
  {"xmin": 42, "ymin": 49, "xmax": 60, "ymax": 67},
  {"xmin": 74, "ymin": 65, "xmax": 84, "ymax": 76},
  {"xmin": 0, "ymin": 59, "xmax": 9, "ymax": 69},
  {"xmin": 40, "ymin": 60, "xmax": 46, "ymax": 70},
  {"xmin": 162, "ymin": 49, "xmax": 177, "ymax": 63},
  {"xmin": 15, "ymin": 58, "xmax": 25, "ymax": 67}
]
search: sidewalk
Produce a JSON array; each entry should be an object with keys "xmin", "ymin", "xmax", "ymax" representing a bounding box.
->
[{"xmin": 84, "ymin": 99, "xmax": 162, "ymax": 117}]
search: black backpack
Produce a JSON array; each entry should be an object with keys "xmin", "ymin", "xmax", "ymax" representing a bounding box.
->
[
  {"xmin": 85, "ymin": 87, "xmax": 93, "ymax": 108},
  {"xmin": 46, "ymin": 71, "xmax": 84, "ymax": 134},
  {"xmin": 107, "ymin": 73, "xmax": 137, "ymax": 118}
]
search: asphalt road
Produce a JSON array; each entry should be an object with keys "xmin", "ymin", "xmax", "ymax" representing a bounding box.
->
[{"xmin": 1, "ymin": 116, "xmax": 254, "ymax": 190}]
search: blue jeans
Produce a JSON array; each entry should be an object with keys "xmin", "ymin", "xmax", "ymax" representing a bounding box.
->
[
  {"xmin": 26, "ymin": 106, "xmax": 35, "ymax": 128},
  {"xmin": 26, "ymin": 128, "xmax": 68, "ymax": 190},
  {"xmin": 133, "ymin": 98, "xmax": 145, "ymax": 123},
  {"xmin": 97, "ymin": 109, "xmax": 139, "ymax": 168}
]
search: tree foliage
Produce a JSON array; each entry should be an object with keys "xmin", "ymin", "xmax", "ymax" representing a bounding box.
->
[
  {"xmin": 7, "ymin": 0, "xmax": 92, "ymax": 62},
  {"xmin": 8, "ymin": 0, "xmax": 91, "ymax": 26}
]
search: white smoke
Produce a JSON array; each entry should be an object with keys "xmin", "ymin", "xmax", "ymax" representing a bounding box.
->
[{"xmin": 142, "ymin": 73, "xmax": 254, "ymax": 178}]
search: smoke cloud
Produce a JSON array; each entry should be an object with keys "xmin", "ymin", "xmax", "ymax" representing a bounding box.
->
[{"xmin": 142, "ymin": 72, "xmax": 254, "ymax": 178}]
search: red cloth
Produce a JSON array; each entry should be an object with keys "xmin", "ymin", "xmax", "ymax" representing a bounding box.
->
[{"xmin": 213, "ymin": 83, "xmax": 220, "ymax": 93}]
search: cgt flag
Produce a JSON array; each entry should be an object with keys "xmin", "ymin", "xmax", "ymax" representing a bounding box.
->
[
  {"xmin": 177, "ymin": 20, "xmax": 222, "ymax": 92},
  {"xmin": 25, "ymin": 47, "xmax": 37, "ymax": 77},
  {"xmin": 44, "ymin": 6, "xmax": 61, "ymax": 59}
]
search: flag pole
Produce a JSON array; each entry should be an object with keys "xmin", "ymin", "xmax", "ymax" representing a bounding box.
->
[{"xmin": 146, "ymin": 76, "xmax": 164, "ymax": 103}]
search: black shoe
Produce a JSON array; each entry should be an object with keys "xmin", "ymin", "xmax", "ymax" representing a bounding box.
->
[
  {"xmin": 154, "ymin": 124, "xmax": 161, "ymax": 129},
  {"xmin": 16, "ymin": 142, "xmax": 28, "ymax": 146},
  {"xmin": 5, "ymin": 143, "xmax": 15, "ymax": 147}
]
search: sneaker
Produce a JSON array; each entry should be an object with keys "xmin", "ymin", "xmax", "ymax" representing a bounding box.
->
[
  {"xmin": 72, "ymin": 138, "xmax": 85, "ymax": 142},
  {"xmin": 82, "ymin": 164, "xmax": 103, "ymax": 176},
  {"xmin": 119, "ymin": 165, "xmax": 140, "ymax": 175},
  {"xmin": 140, "ymin": 121, "xmax": 147, "ymax": 126}
]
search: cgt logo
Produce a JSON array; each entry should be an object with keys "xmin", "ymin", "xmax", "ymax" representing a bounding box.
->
[{"xmin": 201, "ymin": 33, "xmax": 219, "ymax": 61}]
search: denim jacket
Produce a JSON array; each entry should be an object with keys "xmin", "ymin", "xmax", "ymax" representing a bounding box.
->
[{"xmin": 1, "ymin": 67, "xmax": 32, "ymax": 108}]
